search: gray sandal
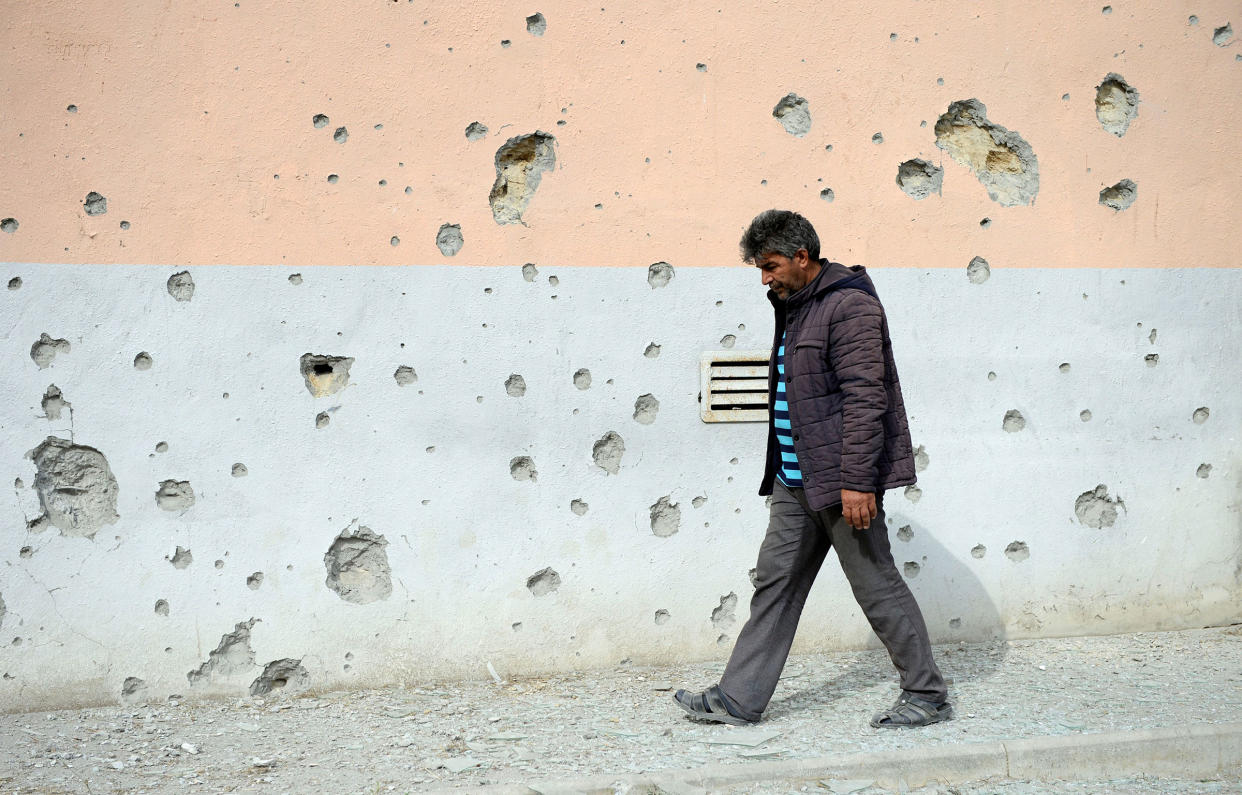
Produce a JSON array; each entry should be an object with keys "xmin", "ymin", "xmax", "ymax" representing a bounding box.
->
[
  {"xmin": 870, "ymin": 693, "xmax": 953, "ymax": 728},
  {"xmin": 673, "ymin": 685, "xmax": 753, "ymax": 726}
]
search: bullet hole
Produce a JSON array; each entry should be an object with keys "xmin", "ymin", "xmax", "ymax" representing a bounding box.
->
[
  {"xmin": 324, "ymin": 525, "xmax": 392, "ymax": 604},
  {"xmin": 133, "ymin": 352, "xmax": 153, "ymax": 370},
  {"xmin": 548, "ymin": 274, "xmax": 559, "ymax": 287},
  {"xmin": 1193, "ymin": 407, "xmax": 1210, "ymax": 424},
  {"xmin": 1, "ymin": 218, "xmax": 17, "ymax": 233},
  {"xmin": 1190, "ymin": 15, "xmax": 1199, "ymax": 25},
  {"xmin": 121, "ymin": 677, "xmax": 147, "ymax": 702},
  {"xmin": 167, "ymin": 270, "xmax": 195, "ymax": 302},
  {"xmin": 643, "ymin": 262, "xmax": 677, "ymax": 291},
  {"xmin": 83, "ymin": 191, "xmax": 108, "ymax": 215},
  {"xmin": 570, "ymin": 499, "xmax": 589, "ymax": 516},
  {"xmin": 30, "ymin": 333, "xmax": 71, "ymax": 369},
  {"xmin": 41, "ymin": 385, "xmax": 69, "ymax": 420},
  {"xmin": 313, "ymin": 114, "xmax": 329, "ymax": 128},
  {"xmin": 903, "ymin": 561, "xmax": 921, "ymax": 578},
  {"xmin": 1075, "ymin": 485, "xmax": 1125, "ymax": 528},
  {"xmin": 315, "ymin": 412, "xmax": 330, "ymax": 429},
  {"xmin": 1080, "ymin": 410, "xmax": 1093, "ymax": 422},
  {"xmin": 1099, "ymin": 179, "xmax": 1137, "ymax": 211},
  {"xmin": 1004, "ymin": 541, "xmax": 1030, "ymax": 562},
  {"xmin": 155, "ymin": 441, "xmax": 168, "ymax": 453},
  {"xmin": 717, "ymin": 634, "xmax": 730, "ymax": 647},
  {"xmin": 1062, "ymin": 93, "xmax": 1071, "ymax": 101},
  {"xmin": 817, "ymin": 187, "xmax": 835, "ymax": 203},
  {"xmin": 510, "ymin": 456, "xmax": 538, "ymax": 482},
  {"xmin": 154, "ymin": 599, "xmax": 169, "ymax": 616},
  {"xmin": 299, "ymin": 353, "xmax": 354, "ymax": 397},
  {"xmin": 1095, "ymin": 74, "xmax": 1139, "ymax": 137},
  {"xmin": 250, "ymin": 658, "xmax": 309, "ymax": 696},
  {"xmin": 26, "ymin": 437, "xmax": 119, "ymax": 538},
  {"xmin": 187, "ymin": 618, "xmax": 258, "ymax": 685},
  {"xmin": 465, "ymin": 121, "xmax": 488, "ymax": 141},
  {"xmin": 1214, "ymin": 23, "xmax": 1233, "ymax": 46},
  {"xmin": 1001, "ymin": 409, "xmax": 1027, "ymax": 433},
  {"xmin": 501, "ymin": 39, "xmax": 511, "ymax": 47},
  {"xmin": 156, "ymin": 480, "xmax": 195, "ymax": 512},
  {"xmin": 871, "ymin": 132, "xmax": 884, "ymax": 144},
  {"xmin": 573, "ymin": 369, "xmax": 592, "ymax": 390},
  {"xmin": 1102, "ymin": 5, "xmax": 1111, "ymax": 14},
  {"xmin": 1144, "ymin": 353, "xmax": 1159, "ymax": 367},
  {"xmin": 333, "ymin": 126, "xmax": 348, "ymax": 143},
  {"xmin": 649, "ymin": 495, "xmax": 681, "ymax": 537},
  {"xmin": 1149, "ymin": 328, "xmax": 1158, "ymax": 344},
  {"xmin": 971, "ymin": 544, "xmax": 986, "ymax": 559},
  {"xmin": 19, "ymin": 546, "xmax": 31, "ymax": 558},
  {"xmin": 489, "ymin": 132, "xmax": 557, "ymax": 225},
  {"xmin": 7, "ymin": 276, "xmax": 20, "ymax": 289},
  {"xmin": 644, "ymin": 342, "xmax": 662, "ymax": 359},
  {"xmin": 436, "ymin": 223, "xmax": 464, "ymax": 255},
  {"xmin": 711, "ymin": 592, "xmax": 737, "ymax": 630},
  {"xmin": 897, "ymin": 525, "xmax": 914, "ymax": 542},
  {"xmin": 654, "ymin": 609, "xmax": 670, "ymax": 625},
  {"xmin": 168, "ymin": 546, "xmax": 193, "ymax": 569},
  {"xmin": 772, "ymin": 93, "xmax": 811, "ymax": 137},
  {"xmin": 231, "ymin": 463, "xmax": 248, "ymax": 477},
  {"xmin": 967, "ymin": 256, "xmax": 991, "ymax": 284},
  {"xmin": 1059, "ymin": 362, "xmax": 1071, "ymax": 374},
  {"xmin": 327, "ymin": 174, "xmax": 339, "ymax": 183},
  {"xmin": 526, "ymin": 12, "xmax": 546, "ymax": 36},
  {"xmin": 593, "ymin": 431, "xmax": 626, "ymax": 474},
  {"xmin": 215, "ymin": 559, "xmax": 225, "ymax": 569},
  {"xmin": 390, "ymin": 236, "xmax": 400, "ymax": 247},
  {"xmin": 288, "ymin": 273, "xmax": 302, "ymax": 285},
  {"xmin": 526, "ymin": 567, "xmax": 560, "ymax": 596},
  {"xmin": 394, "ymin": 365, "xmax": 417, "ymax": 386},
  {"xmin": 935, "ymin": 99, "xmax": 1039, "ymax": 206},
  {"xmin": 913, "ymin": 445, "xmax": 929, "ymax": 472},
  {"xmin": 67, "ymin": 104, "xmax": 79, "ymax": 113},
  {"xmin": 720, "ymin": 334, "xmax": 736, "ymax": 348},
  {"xmin": 633, "ymin": 394, "xmax": 660, "ymax": 425},
  {"xmin": 1197, "ymin": 463, "xmax": 1212, "ymax": 479},
  {"xmin": 904, "ymin": 485, "xmax": 922, "ymax": 503},
  {"xmin": 896, "ymin": 159, "xmax": 944, "ymax": 199},
  {"xmin": 522, "ymin": 263, "xmax": 538, "ymax": 282},
  {"xmin": 505, "ymin": 373, "xmax": 527, "ymax": 397}
]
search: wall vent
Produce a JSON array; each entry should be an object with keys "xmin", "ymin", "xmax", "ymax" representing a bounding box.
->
[{"xmin": 700, "ymin": 350, "xmax": 770, "ymax": 423}]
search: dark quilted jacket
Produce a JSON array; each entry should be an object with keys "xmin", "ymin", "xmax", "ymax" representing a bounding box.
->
[{"xmin": 759, "ymin": 260, "xmax": 917, "ymax": 511}]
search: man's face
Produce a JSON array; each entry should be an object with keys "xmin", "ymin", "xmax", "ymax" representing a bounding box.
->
[{"xmin": 755, "ymin": 249, "xmax": 814, "ymax": 299}]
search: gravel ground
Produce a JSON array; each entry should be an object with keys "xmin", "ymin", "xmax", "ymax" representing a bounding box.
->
[{"xmin": 1, "ymin": 626, "xmax": 1240, "ymax": 793}]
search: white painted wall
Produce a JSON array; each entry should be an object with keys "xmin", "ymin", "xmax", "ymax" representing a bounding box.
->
[{"xmin": 1, "ymin": 263, "xmax": 1239, "ymax": 711}]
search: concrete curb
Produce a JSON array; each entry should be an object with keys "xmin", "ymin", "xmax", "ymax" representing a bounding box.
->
[{"xmin": 443, "ymin": 721, "xmax": 1242, "ymax": 794}]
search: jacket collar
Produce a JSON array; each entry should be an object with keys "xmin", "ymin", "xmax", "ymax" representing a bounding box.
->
[{"xmin": 767, "ymin": 259, "xmax": 874, "ymax": 310}]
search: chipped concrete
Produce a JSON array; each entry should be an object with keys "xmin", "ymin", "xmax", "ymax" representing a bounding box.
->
[
  {"xmin": 435, "ymin": 223, "xmax": 464, "ymax": 255},
  {"xmin": 649, "ymin": 495, "xmax": 680, "ymax": 537},
  {"xmin": 573, "ymin": 368, "xmax": 592, "ymax": 390},
  {"xmin": 489, "ymin": 132, "xmax": 556, "ymax": 225},
  {"xmin": 913, "ymin": 445, "xmax": 929, "ymax": 472},
  {"xmin": 896, "ymin": 159, "xmax": 944, "ymax": 199},
  {"xmin": 505, "ymin": 373, "xmax": 527, "ymax": 397},
  {"xmin": 299, "ymin": 353, "xmax": 354, "ymax": 397},
  {"xmin": 592, "ymin": 431, "xmax": 625, "ymax": 474},
  {"xmin": 168, "ymin": 546, "xmax": 192, "ymax": 568},
  {"xmin": 633, "ymin": 393, "xmax": 660, "ymax": 424},
  {"xmin": 324, "ymin": 525, "xmax": 392, "ymax": 604},
  {"xmin": 1213, "ymin": 23, "xmax": 1233, "ymax": 46},
  {"xmin": 1095, "ymin": 74, "xmax": 1140, "ymax": 137},
  {"xmin": 133, "ymin": 351, "xmax": 152, "ymax": 370},
  {"xmin": 570, "ymin": 499, "xmax": 588, "ymax": 516},
  {"xmin": 29, "ymin": 333, "xmax": 70, "ymax": 369},
  {"xmin": 1075, "ymin": 485, "xmax": 1125, "ymax": 529},
  {"xmin": 935, "ymin": 99, "xmax": 1039, "ymax": 206},
  {"xmin": 166, "ymin": 271, "xmax": 195, "ymax": 302},
  {"xmin": 1005, "ymin": 541, "xmax": 1030, "ymax": 562},
  {"xmin": 464, "ymin": 121, "xmax": 488, "ymax": 141},
  {"xmin": 1193, "ymin": 407, "xmax": 1211, "ymax": 424},
  {"xmin": 510, "ymin": 456, "xmax": 537, "ymax": 481},
  {"xmin": 710, "ymin": 592, "xmax": 737, "ymax": 630},
  {"xmin": 644, "ymin": 342, "xmax": 661, "ymax": 358},
  {"xmin": 897, "ymin": 525, "xmax": 914, "ymax": 542},
  {"xmin": 648, "ymin": 262, "xmax": 674, "ymax": 289},
  {"xmin": 967, "ymin": 256, "xmax": 991, "ymax": 284},
  {"xmin": 394, "ymin": 365, "xmax": 418, "ymax": 386},
  {"xmin": 187, "ymin": 618, "xmax": 258, "ymax": 686},
  {"xmin": 521, "ymin": 263, "xmax": 538, "ymax": 282},
  {"xmin": 249, "ymin": 658, "xmax": 309, "ymax": 696},
  {"xmin": 83, "ymin": 191, "xmax": 107, "ymax": 215},
  {"xmin": 1002, "ymin": 409, "xmax": 1026, "ymax": 432},
  {"xmin": 526, "ymin": 567, "xmax": 560, "ymax": 596},
  {"xmin": 26, "ymin": 437, "xmax": 120, "ymax": 538},
  {"xmin": 1099, "ymin": 179, "xmax": 1137, "ymax": 211},
  {"xmin": 772, "ymin": 93, "xmax": 811, "ymax": 137},
  {"xmin": 526, "ymin": 12, "xmax": 546, "ymax": 36},
  {"xmin": 40, "ymin": 384, "xmax": 68, "ymax": 420},
  {"xmin": 155, "ymin": 479, "xmax": 195, "ymax": 511}
]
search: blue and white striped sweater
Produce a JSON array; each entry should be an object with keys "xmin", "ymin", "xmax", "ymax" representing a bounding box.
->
[{"xmin": 773, "ymin": 331, "xmax": 803, "ymax": 488}]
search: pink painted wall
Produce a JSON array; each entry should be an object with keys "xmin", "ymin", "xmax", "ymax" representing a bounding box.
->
[{"xmin": 1, "ymin": 1, "xmax": 1240, "ymax": 268}]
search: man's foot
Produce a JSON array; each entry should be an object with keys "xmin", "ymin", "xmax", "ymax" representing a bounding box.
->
[
  {"xmin": 673, "ymin": 684, "xmax": 754, "ymax": 726},
  {"xmin": 869, "ymin": 693, "xmax": 953, "ymax": 728}
]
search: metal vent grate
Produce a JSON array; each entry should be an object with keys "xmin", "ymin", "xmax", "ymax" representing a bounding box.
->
[{"xmin": 700, "ymin": 350, "xmax": 770, "ymax": 423}]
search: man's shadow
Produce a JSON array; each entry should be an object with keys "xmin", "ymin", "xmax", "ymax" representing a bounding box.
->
[{"xmin": 767, "ymin": 517, "xmax": 1007, "ymax": 711}]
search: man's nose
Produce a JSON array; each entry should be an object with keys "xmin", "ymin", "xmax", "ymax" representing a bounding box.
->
[{"xmin": 761, "ymin": 271, "xmax": 773, "ymax": 285}]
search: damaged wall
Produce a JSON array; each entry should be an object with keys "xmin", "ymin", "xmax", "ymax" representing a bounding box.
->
[{"xmin": 1, "ymin": 0, "xmax": 1240, "ymax": 711}]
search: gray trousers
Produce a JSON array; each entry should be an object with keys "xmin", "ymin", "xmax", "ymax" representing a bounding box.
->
[{"xmin": 718, "ymin": 480, "xmax": 947, "ymax": 720}]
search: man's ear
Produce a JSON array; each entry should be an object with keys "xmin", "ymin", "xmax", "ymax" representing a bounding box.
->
[{"xmin": 794, "ymin": 248, "xmax": 811, "ymax": 270}]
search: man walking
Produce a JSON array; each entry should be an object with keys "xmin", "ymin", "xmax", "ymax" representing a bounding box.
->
[{"xmin": 675, "ymin": 210, "xmax": 951, "ymax": 728}]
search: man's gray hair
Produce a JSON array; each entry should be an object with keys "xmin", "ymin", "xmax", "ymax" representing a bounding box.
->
[{"xmin": 739, "ymin": 210, "xmax": 820, "ymax": 264}]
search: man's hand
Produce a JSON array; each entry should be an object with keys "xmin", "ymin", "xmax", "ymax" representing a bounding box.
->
[{"xmin": 841, "ymin": 489, "xmax": 877, "ymax": 530}]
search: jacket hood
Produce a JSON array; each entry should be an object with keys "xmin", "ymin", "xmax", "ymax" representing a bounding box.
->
[{"xmin": 767, "ymin": 259, "xmax": 876, "ymax": 309}]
